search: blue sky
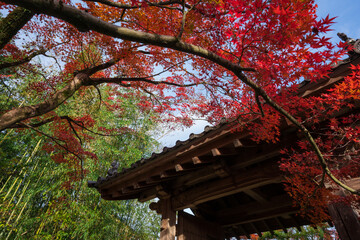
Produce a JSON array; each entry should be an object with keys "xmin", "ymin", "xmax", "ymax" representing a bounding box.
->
[
  {"xmin": 316, "ymin": 0, "xmax": 360, "ymax": 40},
  {"xmin": 159, "ymin": 0, "xmax": 360, "ymax": 147}
]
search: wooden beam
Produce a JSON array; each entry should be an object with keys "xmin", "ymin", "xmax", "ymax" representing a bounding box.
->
[
  {"xmin": 139, "ymin": 189, "xmax": 157, "ymax": 202},
  {"xmin": 234, "ymin": 149, "xmax": 280, "ymax": 169},
  {"xmin": 160, "ymin": 199, "xmax": 176, "ymax": 240},
  {"xmin": 99, "ymin": 124, "xmax": 243, "ymax": 190},
  {"xmin": 173, "ymin": 145, "xmax": 282, "ymax": 190},
  {"xmin": 218, "ymin": 194, "xmax": 295, "ymax": 226},
  {"xmin": 160, "ymin": 171, "xmax": 171, "ymax": 178},
  {"xmin": 172, "ymin": 161, "xmax": 283, "ymax": 210},
  {"xmin": 192, "ymin": 156, "xmax": 202, "ymax": 164},
  {"xmin": 99, "ymin": 133, "xmax": 297, "ymax": 196},
  {"xmin": 109, "ymin": 190, "xmax": 123, "ymax": 198},
  {"xmin": 146, "ymin": 176, "xmax": 161, "ymax": 184},
  {"xmin": 211, "ymin": 148, "xmax": 221, "ymax": 156},
  {"xmin": 172, "ymin": 163, "xmax": 225, "ymax": 189},
  {"xmin": 156, "ymin": 185, "xmax": 170, "ymax": 199},
  {"xmin": 175, "ymin": 164, "xmax": 184, "ymax": 172},
  {"xmin": 213, "ymin": 161, "xmax": 230, "ymax": 178},
  {"xmin": 328, "ymin": 201, "xmax": 360, "ymax": 240},
  {"xmin": 133, "ymin": 182, "xmax": 141, "ymax": 189},
  {"xmin": 233, "ymin": 139, "xmax": 243, "ymax": 148},
  {"xmin": 243, "ymin": 189, "xmax": 268, "ymax": 205},
  {"xmin": 121, "ymin": 186, "xmax": 134, "ymax": 194}
]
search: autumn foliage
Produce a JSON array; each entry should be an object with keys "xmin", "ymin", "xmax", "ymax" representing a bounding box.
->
[{"xmin": 1, "ymin": 0, "xmax": 359, "ymax": 224}]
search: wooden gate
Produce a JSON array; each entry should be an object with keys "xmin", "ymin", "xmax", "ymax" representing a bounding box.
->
[{"xmin": 177, "ymin": 211, "xmax": 224, "ymax": 240}]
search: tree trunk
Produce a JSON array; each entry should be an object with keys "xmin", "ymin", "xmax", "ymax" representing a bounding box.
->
[{"xmin": 0, "ymin": 7, "xmax": 34, "ymax": 49}]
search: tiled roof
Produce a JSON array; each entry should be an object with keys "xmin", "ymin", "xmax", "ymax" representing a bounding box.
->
[{"xmin": 88, "ymin": 119, "xmax": 229, "ymax": 189}]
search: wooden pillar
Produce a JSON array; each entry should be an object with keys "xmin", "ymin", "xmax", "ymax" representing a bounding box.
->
[
  {"xmin": 327, "ymin": 178, "xmax": 360, "ymax": 240},
  {"xmin": 177, "ymin": 211, "xmax": 185, "ymax": 240},
  {"xmin": 328, "ymin": 202, "xmax": 360, "ymax": 240},
  {"xmin": 177, "ymin": 210, "xmax": 224, "ymax": 240},
  {"xmin": 160, "ymin": 198, "xmax": 176, "ymax": 240}
]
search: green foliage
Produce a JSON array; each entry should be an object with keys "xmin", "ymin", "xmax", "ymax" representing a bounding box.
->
[
  {"xmin": 0, "ymin": 83, "xmax": 161, "ymax": 239},
  {"xmin": 258, "ymin": 225, "xmax": 335, "ymax": 240}
]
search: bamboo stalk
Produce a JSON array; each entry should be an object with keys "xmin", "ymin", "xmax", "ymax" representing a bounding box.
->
[
  {"xmin": 34, "ymin": 162, "xmax": 54, "ymax": 238},
  {"xmin": 35, "ymin": 207, "xmax": 49, "ymax": 236},
  {"xmin": 0, "ymin": 141, "xmax": 41, "ymax": 238},
  {"xmin": 0, "ymin": 129, "xmax": 14, "ymax": 145},
  {"xmin": 1, "ymin": 139, "xmax": 42, "ymax": 217},
  {"xmin": 8, "ymin": 162, "xmax": 48, "ymax": 239},
  {"xmin": 0, "ymin": 151, "xmax": 28, "ymax": 194},
  {"xmin": 5, "ymin": 179, "xmax": 31, "ymax": 226}
]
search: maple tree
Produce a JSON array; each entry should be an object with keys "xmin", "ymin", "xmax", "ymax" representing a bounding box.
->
[{"xmin": 1, "ymin": 0, "xmax": 359, "ymax": 224}]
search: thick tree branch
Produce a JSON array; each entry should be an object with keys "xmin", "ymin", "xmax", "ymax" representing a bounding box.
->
[
  {"xmin": 2, "ymin": 0, "xmax": 255, "ymax": 71},
  {"xmin": 80, "ymin": 57, "xmax": 121, "ymax": 75},
  {"xmin": 84, "ymin": 0, "xmax": 183, "ymax": 10},
  {"xmin": 0, "ymin": 73, "xmax": 88, "ymax": 131},
  {"xmin": 0, "ymin": 48, "xmax": 47, "ymax": 70},
  {"xmin": 0, "ymin": 7, "xmax": 34, "ymax": 49},
  {"xmin": 0, "ymin": 57, "xmax": 118, "ymax": 131},
  {"xmin": 88, "ymin": 76, "xmax": 199, "ymax": 87}
]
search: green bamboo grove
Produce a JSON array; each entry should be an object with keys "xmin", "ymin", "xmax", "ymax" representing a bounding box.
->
[{"xmin": 1, "ymin": 79, "xmax": 162, "ymax": 239}]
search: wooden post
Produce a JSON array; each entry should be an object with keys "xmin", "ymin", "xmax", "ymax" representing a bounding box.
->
[
  {"xmin": 327, "ymin": 178, "xmax": 360, "ymax": 240},
  {"xmin": 177, "ymin": 211, "xmax": 185, "ymax": 240},
  {"xmin": 177, "ymin": 211, "xmax": 224, "ymax": 239},
  {"xmin": 328, "ymin": 202, "xmax": 360, "ymax": 240},
  {"xmin": 160, "ymin": 198, "xmax": 176, "ymax": 240}
]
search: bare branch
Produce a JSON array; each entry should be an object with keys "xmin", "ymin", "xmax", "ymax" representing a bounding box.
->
[
  {"xmin": 81, "ymin": 57, "xmax": 121, "ymax": 75},
  {"xmin": 255, "ymin": 92, "xmax": 264, "ymax": 117},
  {"xmin": 83, "ymin": 0, "xmax": 183, "ymax": 10},
  {"xmin": 66, "ymin": 119, "xmax": 83, "ymax": 145},
  {"xmin": 10, "ymin": 115, "xmax": 135, "ymax": 138},
  {"xmin": 0, "ymin": 48, "xmax": 47, "ymax": 70},
  {"xmin": 89, "ymin": 76, "xmax": 200, "ymax": 87},
  {"xmin": 177, "ymin": 0, "xmax": 199, "ymax": 39},
  {"xmin": 8, "ymin": 116, "xmax": 58, "ymax": 129},
  {"xmin": 21, "ymin": 122, "xmax": 84, "ymax": 162},
  {"xmin": 93, "ymin": 85, "xmax": 103, "ymax": 110}
]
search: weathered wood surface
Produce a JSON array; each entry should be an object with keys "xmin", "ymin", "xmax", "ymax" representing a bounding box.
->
[
  {"xmin": 160, "ymin": 199, "xmax": 176, "ymax": 240},
  {"xmin": 327, "ymin": 178, "xmax": 360, "ymax": 240},
  {"xmin": 328, "ymin": 202, "xmax": 360, "ymax": 240},
  {"xmin": 172, "ymin": 161, "xmax": 282, "ymax": 210},
  {"xmin": 177, "ymin": 211, "xmax": 224, "ymax": 240}
]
